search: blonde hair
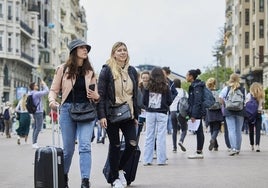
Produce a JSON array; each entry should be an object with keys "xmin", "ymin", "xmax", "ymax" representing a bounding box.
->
[
  {"xmin": 249, "ymin": 82, "xmax": 265, "ymax": 102},
  {"xmin": 20, "ymin": 94, "xmax": 28, "ymax": 111},
  {"xmin": 228, "ymin": 73, "xmax": 240, "ymax": 90},
  {"xmin": 206, "ymin": 77, "xmax": 216, "ymax": 90},
  {"xmin": 106, "ymin": 42, "xmax": 130, "ymax": 80}
]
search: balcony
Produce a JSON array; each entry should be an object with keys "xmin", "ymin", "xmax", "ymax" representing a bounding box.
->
[
  {"xmin": 20, "ymin": 21, "xmax": 34, "ymax": 35},
  {"xmin": 21, "ymin": 52, "xmax": 34, "ymax": 63}
]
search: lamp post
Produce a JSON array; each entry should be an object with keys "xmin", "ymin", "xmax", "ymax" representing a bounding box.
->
[
  {"xmin": 246, "ymin": 68, "xmax": 254, "ymax": 89},
  {"xmin": 213, "ymin": 51, "xmax": 221, "ymax": 89}
]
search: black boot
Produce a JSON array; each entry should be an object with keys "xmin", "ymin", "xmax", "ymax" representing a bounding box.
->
[
  {"xmin": 64, "ymin": 174, "xmax": 69, "ymax": 188},
  {"xmin": 81, "ymin": 178, "xmax": 90, "ymax": 188}
]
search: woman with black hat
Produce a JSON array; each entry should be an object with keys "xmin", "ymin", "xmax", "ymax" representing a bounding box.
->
[{"xmin": 48, "ymin": 39, "xmax": 100, "ymax": 188}]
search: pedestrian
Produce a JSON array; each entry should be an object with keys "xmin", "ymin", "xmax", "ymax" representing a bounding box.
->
[
  {"xmin": 186, "ymin": 69, "xmax": 205, "ymax": 159},
  {"xmin": 205, "ymin": 78, "xmax": 223, "ymax": 151},
  {"xmin": 15, "ymin": 94, "xmax": 31, "ymax": 144},
  {"xmin": 219, "ymin": 73, "xmax": 245, "ymax": 156},
  {"xmin": 246, "ymin": 82, "xmax": 265, "ymax": 152},
  {"xmin": 0, "ymin": 112, "xmax": 4, "ymax": 135},
  {"xmin": 162, "ymin": 67, "xmax": 177, "ymax": 135},
  {"xmin": 48, "ymin": 39, "xmax": 99, "ymax": 188},
  {"xmin": 29, "ymin": 79, "xmax": 49, "ymax": 149},
  {"xmin": 3, "ymin": 101, "xmax": 12, "ymax": 138},
  {"xmin": 138, "ymin": 71, "xmax": 150, "ymax": 132},
  {"xmin": 97, "ymin": 42, "xmax": 139, "ymax": 188},
  {"xmin": 169, "ymin": 78, "xmax": 188, "ymax": 152},
  {"xmin": 143, "ymin": 67, "xmax": 172, "ymax": 165}
]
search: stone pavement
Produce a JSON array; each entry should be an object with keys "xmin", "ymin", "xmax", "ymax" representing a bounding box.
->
[{"xmin": 1, "ymin": 126, "xmax": 268, "ymax": 188}]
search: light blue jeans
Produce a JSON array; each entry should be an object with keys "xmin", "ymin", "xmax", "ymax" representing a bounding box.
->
[
  {"xmin": 60, "ymin": 103, "xmax": 95, "ymax": 179},
  {"xmin": 32, "ymin": 112, "xmax": 43, "ymax": 144},
  {"xmin": 225, "ymin": 115, "xmax": 244, "ymax": 151},
  {"xmin": 143, "ymin": 112, "xmax": 168, "ymax": 164}
]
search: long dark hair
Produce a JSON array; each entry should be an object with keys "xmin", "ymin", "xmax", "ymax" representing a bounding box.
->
[
  {"xmin": 65, "ymin": 50, "xmax": 95, "ymax": 79},
  {"xmin": 148, "ymin": 67, "xmax": 168, "ymax": 93}
]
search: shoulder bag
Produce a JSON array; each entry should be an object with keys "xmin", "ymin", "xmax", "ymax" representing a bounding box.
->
[
  {"xmin": 107, "ymin": 102, "xmax": 132, "ymax": 124},
  {"xmin": 69, "ymin": 79, "xmax": 97, "ymax": 122}
]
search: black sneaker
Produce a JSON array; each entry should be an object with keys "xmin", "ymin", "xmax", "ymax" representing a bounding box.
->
[
  {"xmin": 173, "ymin": 148, "xmax": 177, "ymax": 153},
  {"xmin": 81, "ymin": 178, "xmax": 90, "ymax": 188},
  {"xmin": 208, "ymin": 139, "xmax": 215, "ymax": 151},
  {"xmin": 178, "ymin": 142, "xmax": 186, "ymax": 152}
]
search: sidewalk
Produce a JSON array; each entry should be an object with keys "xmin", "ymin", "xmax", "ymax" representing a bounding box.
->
[{"xmin": 0, "ymin": 127, "xmax": 268, "ymax": 188}]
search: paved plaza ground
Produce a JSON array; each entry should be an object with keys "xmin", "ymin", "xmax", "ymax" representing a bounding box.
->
[{"xmin": 0, "ymin": 125, "xmax": 268, "ymax": 188}]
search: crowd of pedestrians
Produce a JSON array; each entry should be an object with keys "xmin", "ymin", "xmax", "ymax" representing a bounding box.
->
[{"xmin": 2, "ymin": 40, "xmax": 268, "ymax": 188}]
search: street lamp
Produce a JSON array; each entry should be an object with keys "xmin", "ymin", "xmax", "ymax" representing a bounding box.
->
[
  {"xmin": 213, "ymin": 51, "xmax": 221, "ymax": 89},
  {"xmin": 246, "ymin": 68, "xmax": 254, "ymax": 89}
]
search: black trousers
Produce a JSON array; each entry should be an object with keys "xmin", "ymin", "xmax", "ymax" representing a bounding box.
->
[{"xmin": 106, "ymin": 119, "xmax": 137, "ymax": 182}]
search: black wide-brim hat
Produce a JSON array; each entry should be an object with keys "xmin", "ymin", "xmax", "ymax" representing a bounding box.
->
[{"xmin": 68, "ymin": 39, "xmax": 91, "ymax": 54}]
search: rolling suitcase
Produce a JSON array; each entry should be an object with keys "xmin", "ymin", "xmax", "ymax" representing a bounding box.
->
[
  {"xmin": 103, "ymin": 123, "xmax": 143, "ymax": 185},
  {"xmin": 34, "ymin": 108, "xmax": 64, "ymax": 188}
]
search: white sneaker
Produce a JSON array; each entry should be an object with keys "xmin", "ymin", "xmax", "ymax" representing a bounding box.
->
[
  {"xmin": 32, "ymin": 143, "xmax": 39, "ymax": 149},
  {"xmin": 112, "ymin": 179, "xmax": 124, "ymax": 188},
  {"xmin": 188, "ymin": 152, "xmax": 204, "ymax": 159},
  {"xmin": 118, "ymin": 170, "xmax": 127, "ymax": 187}
]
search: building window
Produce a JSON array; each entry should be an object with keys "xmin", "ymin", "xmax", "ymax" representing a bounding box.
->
[
  {"xmin": 253, "ymin": 0, "xmax": 256, "ymax": 14},
  {"xmin": 7, "ymin": 3, "xmax": 12, "ymax": 20},
  {"xmin": 252, "ymin": 23, "xmax": 255, "ymax": 40},
  {"xmin": 0, "ymin": 3, "xmax": 3, "ymax": 18},
  {"xmin": 245, "ymin": 32, "xmax": 249, "ymax": 48},
  {"xmin": 245, "ymin": 55, "xmax": 250, "ymax": 67},
  {"xmin": 8, "ymin": 33, "xmax": 12, "ymax": 52},
  {"xmin": 259, "ymin": 46, "xmax": 264, "ymax": 65},
  {"xmin": 259, "ymin": 0, "xmax": 264, "ymax": 12},
  {"xmin": 4, "ymin": 65, "xmax": 9, "ymax": 86},
  {"xmin": 0, "ymin": 31, "xmax": 3, "ymax": 51},
  {"xmin": 16, "ymin": 34, "xmax": 19, "ymax": 53},
  {"xmin": 259, "ymin": 20, "xmax": 264, "ymax": 38},
  {"xmin": 245, "ymin": 9, "xmax": 249, "ymax": 25}
]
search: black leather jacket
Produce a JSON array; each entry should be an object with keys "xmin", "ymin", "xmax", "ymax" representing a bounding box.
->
[{"xmin": 97, "ymin": 65, "xmax": 140, "ymax": 120}]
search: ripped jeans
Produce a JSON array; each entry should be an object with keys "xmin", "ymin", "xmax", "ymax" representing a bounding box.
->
[{"xmin": 106, "ymin": 119, "xmax": 137, "ymax": 182}]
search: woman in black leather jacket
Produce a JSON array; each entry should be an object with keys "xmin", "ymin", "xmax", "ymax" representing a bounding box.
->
[{"xmin": 97, "ymin": 42, "xmax": 139, "ymax": 188}]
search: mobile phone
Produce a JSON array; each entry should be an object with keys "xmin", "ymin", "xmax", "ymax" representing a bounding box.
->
[{"xmin": 89, "ymin": 84, "xmax": 95, "ymax": 91}]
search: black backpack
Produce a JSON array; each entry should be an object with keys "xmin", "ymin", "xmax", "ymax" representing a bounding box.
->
[
  {"xmin": 26, "ymin": 95, "xmax": 39, "ymax": 114},
  {"xmin": 3, "ymin": 109, "xmax": 10, "ymax": 120}
]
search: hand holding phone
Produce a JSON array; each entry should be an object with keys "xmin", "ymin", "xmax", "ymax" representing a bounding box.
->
[{"xmin": 89, "ymin": 84, "xmax": 95, "ymax": 91}]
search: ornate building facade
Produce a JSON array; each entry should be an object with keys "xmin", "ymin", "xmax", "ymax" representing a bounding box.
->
[{"xmin": 0, "ymin": 0, "xmax": 87, "ymax": 110}]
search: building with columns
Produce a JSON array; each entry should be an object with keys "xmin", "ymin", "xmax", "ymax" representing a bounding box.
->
[{"xmin": 0, "ymin": 0, "xmax": 87, "ymax": 110}]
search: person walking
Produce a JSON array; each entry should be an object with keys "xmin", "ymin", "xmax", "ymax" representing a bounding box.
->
[
  {"xmin": 15, "ymin": 94, "xmax": 31, "ymax": 144},
  {"xmin": 162, "ymin": 67, "xmax": 177, "ymax": 134},
  {"xmin": 246, "ymin": 82, "xmax": 265, "ymax": 152},
  {"xmin": 169, "ymin": 78, "xmax": 188, "ymax": 152},
  {"xmin": 138, "ymin": 71, "xmax": 150, "ymax": 132},
  {"xmin": 186, "ymin": 69, "xmax": 205, "ymax": 159},
  {"xmin": 143, "ymin": 67, "xmax": 172, "ymax": 165},
  {"xmin": 97, "ymin": 42, "xmax": 139, "ymax": 188},
  {"xmin": 29, "ymin": 80, "xmax": 49, "ymax": 149},
  {"xmin": 219, "ymin": 73, "xmax": 245, "ymax": 156},
  {"xmin": 49, "ymin": 39, "xmax": 100, "ymax": 188},
  {"xmin": 3, "ymin": 101, "xmax": 12, "ymax": 138},
  {"xmin": 205, "ymin": 78, "xmax": 223, "ymax": 151}
]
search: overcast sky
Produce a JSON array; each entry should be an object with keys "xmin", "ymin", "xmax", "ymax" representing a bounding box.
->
[{"xmin": 80, "ymin": 0, "xmax": 225, "ymax": 76}]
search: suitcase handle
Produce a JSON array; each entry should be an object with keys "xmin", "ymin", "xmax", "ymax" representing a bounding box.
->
[{"xmin": 51, "ymin": 106, "xmax": 61, "ymax": 147}]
